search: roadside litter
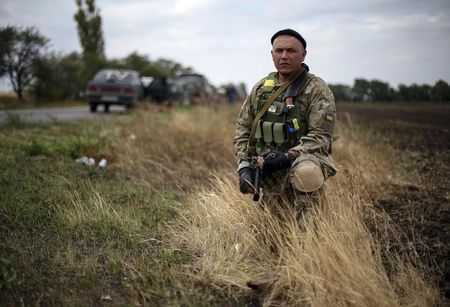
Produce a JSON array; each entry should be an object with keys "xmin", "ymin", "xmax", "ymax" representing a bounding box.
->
[
  {"xmin": 75, "ymin": 156, "xmax": 108, "ymax": 169},
  {"xmin": 98, "ymin": 158, "xmax": 107, "ymax": 169},
  {"xmin": 75, "ymin": 156, "xmax": 95, "ymax": 166}
]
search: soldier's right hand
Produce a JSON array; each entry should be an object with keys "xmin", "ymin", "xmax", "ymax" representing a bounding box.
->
[{"xmin": 238, "ymin": 167, "xmax": 255, "ymax": 194}]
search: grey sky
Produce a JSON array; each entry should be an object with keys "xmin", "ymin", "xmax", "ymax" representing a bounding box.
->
[{"xmin": 1, "ymin": 0, "xmax": 450, "ymax": 91}]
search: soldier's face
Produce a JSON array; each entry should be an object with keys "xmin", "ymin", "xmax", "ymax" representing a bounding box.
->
[{"xmin": 271, "ymin": 35, "xmax": 306, "ymax": 78}]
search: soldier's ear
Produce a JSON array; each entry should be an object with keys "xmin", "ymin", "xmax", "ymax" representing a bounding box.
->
[{"xmin": 300, "ymin": 49, "xmax": 307, "ymax": 62}]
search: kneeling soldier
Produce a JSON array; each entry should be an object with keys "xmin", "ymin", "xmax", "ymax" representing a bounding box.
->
[{"xmin": 234, "ymin": 28, "xmax": 337, "ymax": 213}]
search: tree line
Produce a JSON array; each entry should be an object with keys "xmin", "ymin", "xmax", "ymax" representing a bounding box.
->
[
  {"xmin": 0, "ymin": 0, "xmax": 193, "ymax": 102},
  {"xmin": 1, "ymin": 0, "xmax": 449, "ymax": 103},
  {"xmin": 329, "ymin": 78, "xmax": 450, "ymax": 103}
]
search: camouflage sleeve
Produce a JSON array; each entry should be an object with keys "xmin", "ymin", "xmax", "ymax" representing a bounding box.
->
[
  {"xmin": 289, "ymin": 77, "xmax": 336, "ymax": 156},
  {"xmin": 233, "ymin": 81, "xmax": 262, "ymax": 171}
]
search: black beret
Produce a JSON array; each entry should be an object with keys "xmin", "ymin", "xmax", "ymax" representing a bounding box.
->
[{"xmin": 271, "ymin": 29, "xmax": 307, "ymax": 49}]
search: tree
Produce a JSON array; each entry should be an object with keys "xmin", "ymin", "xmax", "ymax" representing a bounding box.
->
[
  {"xmin": 418, "ymin": 84, "xmax": 431, "ymax": 101},
  {"xmin": 397, "ymin": 83, "xmax": 433, "ymax": 102},
  {"xmin": 0, "ymin": 26, "xmax": 49, "ymax": 100},
  {"xmin": 352, "ymin": 78, "xmax": 371, "ymax": 101},
  {"xmin": 74, "ymin": 0, "xmax": 105, "ymax": 83},
  {"xmin": 431, "ymin": 80, "xmax": 450, "ymax": 102},
  {"xmin": 153, "ymin": 58, "xmax": 194, "ymax": 77},
  {"xmin": 0, "ymin": 27, "xmax": 14, "ymax": 77},
  {"xmin": 397, "ymin": 84, "xmax": 410, "ymax": 101},
  {"xmin": 106, "ymin": 52, "xmax": 195, "ymax": 78},
  {"xmin": 329, "ymin": 84, "xmax": 353, "ymax": 101},
  {"xmin": 31, "ymin": 52, "xmax": 84, "ymax": 101},
  {"xmin": 119, "ymin": 52, "xmax": 166, "ymax": 76},
  {"xmin": 369, "ymin": 80, "xmax": 392, "ymax": 101}
]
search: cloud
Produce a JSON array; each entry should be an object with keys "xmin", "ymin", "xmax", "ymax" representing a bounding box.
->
[
  {"xmin": 170, "ymin": 0, "xmax": 213, "ymax": 16},
  {"xmin": 1, "ymin": 0, "xmax": 449, "ymax": 90}
]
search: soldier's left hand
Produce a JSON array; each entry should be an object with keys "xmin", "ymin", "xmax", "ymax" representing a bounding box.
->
[{"xmin": 261, "ymin": 150, "xmax": 292, "ymax": 174}]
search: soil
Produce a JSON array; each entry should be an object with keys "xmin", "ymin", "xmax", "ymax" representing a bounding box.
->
[{"xmin": 338, "ymin": 102, "xmax": 450, "ymax": 301}]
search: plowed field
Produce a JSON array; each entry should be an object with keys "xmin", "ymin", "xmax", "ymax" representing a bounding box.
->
[{"xmin": 338, "ymin": 102, "xmax": 450, "ymax": 301}]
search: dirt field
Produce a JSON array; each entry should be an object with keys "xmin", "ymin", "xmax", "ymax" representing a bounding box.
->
[{"xmin": 338, "ymin": 102, "xmax": 450, "ymax": 301}]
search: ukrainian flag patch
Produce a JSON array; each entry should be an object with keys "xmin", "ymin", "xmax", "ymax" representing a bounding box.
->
[
  {"xmin": 268, "ymin": 104, "xmax": 278, "ymax": 113},
  {"xmin": 325, "ymin": 112, "xmax": 334, "ymax": 122}
]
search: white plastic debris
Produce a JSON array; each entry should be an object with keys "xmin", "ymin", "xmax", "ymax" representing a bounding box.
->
[
  {"xmin": 75, "ymin": 156, "xmax": 86, "ymax": 164},
  {"xmin": 101, "ymin": 295, "xmax": 112, "ymax": 301},
  {"xmin": 75, "ymin": 156, "xmax": 95, "ymax": 166},
  {"xmin": 99, "ymin": 158, "xmax": 107, "ymax": 169}
]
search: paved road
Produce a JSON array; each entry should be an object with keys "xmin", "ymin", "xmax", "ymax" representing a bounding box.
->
[{"xmin": 0, "ymin": 105, "xmax": 128, "ymax": 124}]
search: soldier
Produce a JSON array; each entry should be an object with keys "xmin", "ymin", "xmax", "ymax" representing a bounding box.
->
[{"xmin": 233, "ymin": 28, "xmax": 337, "ymax": 213}]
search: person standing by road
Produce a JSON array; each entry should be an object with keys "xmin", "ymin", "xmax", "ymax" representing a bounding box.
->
[{"xmin": 233, "ymin": 28, "xmax": 337, "ymax": 213}]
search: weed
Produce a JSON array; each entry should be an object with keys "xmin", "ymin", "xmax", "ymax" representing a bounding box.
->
[
  {"xmin": 23, "ymin": 138, "xmax": 51, "ymax": 156},
  {"xmin": 22, "ymin": 135, "xmax": 100, "ymax": 158},
  {"xmin": 157, "ymin": 249, "xmax": 189, "ymax": 266}
]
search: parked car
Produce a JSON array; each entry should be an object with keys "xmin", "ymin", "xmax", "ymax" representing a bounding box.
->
[
  {"xmin": 85, "ymin": 68, "xmax": 144, "ymax": 112},
  {"xmin": 145, "ymin": 76, "xmax": 182, "ymax": 103},
  {"xmin": 175, "ymin": 73, "xmax": 215, "ymax": 105}
]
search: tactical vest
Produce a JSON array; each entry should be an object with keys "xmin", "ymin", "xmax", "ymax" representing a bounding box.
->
[{"xmin": 253, "ymin": 71, "xmax": 313, "ymax": 154}]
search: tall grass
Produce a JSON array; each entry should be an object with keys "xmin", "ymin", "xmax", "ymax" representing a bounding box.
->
[
  {"xmin": 110, "ymin": 105, "xmax": 237, "ymax": 193},
  {"xmin": 165, "ymin": 109, "xmax": 439, "ymax": 306}
]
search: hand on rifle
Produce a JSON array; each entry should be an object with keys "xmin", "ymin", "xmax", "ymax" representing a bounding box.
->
[
  {"xmin": 259, "ymin": 149, "xmax": 295, "ymax": 175},
  {"xmin": 238, "ymin": 167, "xmax": 255, "ymax": 194}
]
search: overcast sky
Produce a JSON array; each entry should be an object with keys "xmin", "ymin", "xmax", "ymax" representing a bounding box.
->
[{"xmin": 1, "ymin": 0, "xmax": 450, "ymax": 91}]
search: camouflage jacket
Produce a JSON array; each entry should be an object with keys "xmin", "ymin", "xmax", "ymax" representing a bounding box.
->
[{"xmin": 233, "ymin": 71, "xmax": 336, "ymax": 171}]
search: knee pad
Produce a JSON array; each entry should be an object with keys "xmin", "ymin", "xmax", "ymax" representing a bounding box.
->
[{"xmin": 290, "ymin": 158, "xmax": 324, "ymax": 193}]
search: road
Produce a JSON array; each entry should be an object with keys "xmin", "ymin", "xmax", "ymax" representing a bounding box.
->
[{"xmin": 0, "ymin": 105, "xmax": 128, "ymax": 124}]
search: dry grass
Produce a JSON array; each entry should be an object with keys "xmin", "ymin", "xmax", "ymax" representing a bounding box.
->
[
  {"xmin": 0, "ymin": 91, "xmax": 85, "ymax": 109},
  {"xmin": 60, "ymin": 184, "xmax": 140, "ymax": 231},
  {"xmin": 165, "ymin": 110, "xmax": 439, "ymax": 306},
  {"xmin": 110, "ymin": 104, "xmax": 236, "ymax": 193}
]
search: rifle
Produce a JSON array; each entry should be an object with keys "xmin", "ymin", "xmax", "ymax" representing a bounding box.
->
[
  {"xmin": 250, "ymin": 148, "xmax": 287, "ymax": 201},
  {"xmin": 251, "ymin": 158, "xmax": 261, "ymax": 202}
]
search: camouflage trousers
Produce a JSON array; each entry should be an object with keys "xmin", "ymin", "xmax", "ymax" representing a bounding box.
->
[{"xmin": 261, "ymin": 169, "xmax": 325, "ymax": 222}]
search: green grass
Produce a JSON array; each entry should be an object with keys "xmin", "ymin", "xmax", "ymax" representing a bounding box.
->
[
  {"xmin": 0, "ymin": 114, "xmax": 184, "ymax": 305},
  {"xmin": 0, "ymin": 104, "xmax": 240, "ymax": 305}
]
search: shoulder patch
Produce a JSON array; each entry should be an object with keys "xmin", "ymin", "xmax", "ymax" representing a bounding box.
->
[
  {"xmin": 263, "ymin": 79, "xmax": 275, "ymax": 87},
  {"xmin": 325, "ymin": 111, "xmax": 334, "ymax": 122}
]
